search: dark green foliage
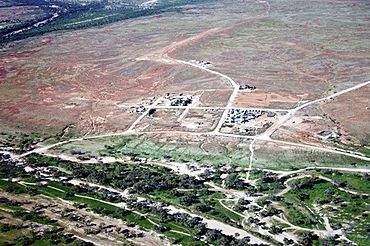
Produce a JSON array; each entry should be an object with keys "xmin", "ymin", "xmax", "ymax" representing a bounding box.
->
[
  {"xmin": 0, "ymin": 156, "xmax": 27, "ymax": 180},
  {"xmin": 255, "ymin": 173, "xmax": 285, "ymax": 194},
  {"xmin": 179, "ymin": 192, "xmax": 199, "ymax": 206},
  {"xmin": 1, "ymin": 0, "xmax": 214, "ymax": 45},
  {"xmin": 27, "ymin": 154, "xmax": 204, "ymax": 194}
]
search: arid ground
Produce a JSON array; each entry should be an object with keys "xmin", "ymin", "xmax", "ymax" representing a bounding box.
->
[
  {"xmin": 1, "ymin": 0, "xmax": 369, "ymax": 147},
  {"xmin": 0, "ymin": 1, "xmax": 369, "ymax": 245}
]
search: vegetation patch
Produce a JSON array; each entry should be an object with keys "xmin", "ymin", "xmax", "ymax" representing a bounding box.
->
[{"xmin": 281, "ymin": 176, "xmax": 369, "ymax": 244}]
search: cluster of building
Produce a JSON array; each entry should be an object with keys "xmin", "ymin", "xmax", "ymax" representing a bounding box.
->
[
  {"xmin": 169, "ymin": 94, "xmax": 193, "ymax": 107},
  {"xmin": 135, "ymin": 105, "xmax": 146, "ymax": 113},
  {"xmin": 131, "ymin": 96, "xmax": 157, "ymax": 113},
  {"xmin": 227, "ymin": 109, "xmax": 263, "ymax": 124}
]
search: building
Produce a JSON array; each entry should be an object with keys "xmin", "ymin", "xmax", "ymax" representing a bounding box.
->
[
  {"xmin": 135, "ymin": 105, "xmax": 146, "ymax": 113},
  {"xmin": 239, "ymin": 84, "xmax": 256, "ymax": 91},
  {"xmin": 227, "ymin": 109, "xmax": 263, "ymax": 124},
  {"xmin": 190, "ymin": 60, "xmax": 212, "ymax": 68},
  {"xmin": 170, "ymin": 95, "xmax": 192, "ymax": 106},
  {"xmin": 317, "ymin": 130, "xmax": 339, "ymax": 140}
]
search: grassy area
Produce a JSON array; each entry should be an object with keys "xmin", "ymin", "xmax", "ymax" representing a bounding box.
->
[
  {"xmin": 0, "ymin": 200, "xmax": 57, "ymax": 226},
  {"xmin": 2, "ymin": 204, "xmax": 25, "ymax": 212},
  {"xmin": 0, "ymin": 227, "xmax": 28, "ymax": 245},
  {"xmin": 333, "ymin": 143, "xmax": 370, "ymax": 157},
  {"xmin": 148, "ymin": 189, "xmax": 242, "ymax": 227},
  {"xmin": 317, "ymin": 171, "xmax": 370, "ymax": 193},
  {"xmin": 56, "ymin": 135, "xmax": 368, "ymax": 170},
  {"xmin": 284, "ymin": 181, "xmax": 328, "ymax": 229},
  {"xmin": 164, "ymin": 230, "xmax": 205, "ymax": 246},
  {"xmin": 148, "ymin": 190, "xmax": 183, "ymax": 206},
  {"xmin": 282, "ymin": 178, "xmax": 370, "ymax": 245},
  {"xmin": 253, "ymin": 145, "xmax": 370, "ymax": 170},
  {"xmin": 149, "ymin": 216, "xmax": 192, "ymax": 234},
  {"xmin": 214, "ymin": 200, "xmax": 242, "ymax": 222},
  {"xmin": 37, "ymin": 186, "xmax": 65, "ymax": 198},
  {"xmin": 46, "ymin": 181, "xmax": 71, "ymax": 192},
  {"xmin": 247, "ymin": 170, "xmax": 265, "ymax": 180},
  {"xmin": 0, "ymin": 180, "xmax": 28, "ymax": 194},
  {"xmin": 53, "ymin": 135, "xmax": 251, "ymax": 167}
]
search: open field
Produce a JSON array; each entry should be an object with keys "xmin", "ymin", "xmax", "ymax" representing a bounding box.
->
[
  {"xmin": 271, "ymin": 106, "xmax": 341, "ymax": 145},
  {"xmin": 0, "ymin": 0, "xmax": 368, "ymax": 147},
  {"xmin": 174, "ymin": 1, "xmax": 369, "ymax": 105},
  {"xmin": 49, "ymin": 134, "xmax": 253, "ymax": 167},
  {"xmin": 233, "ymin": 91, "xmax": 304, "ymax": 109},
  {"xmin": 0, "ymin": 3, "xmax": 237, "ymax": 133},
  {"xmin": 322, "ymin": 86, "xmax": 370, "ymax": 145},
  {"xmin": 252, "ymin": 140, "xmax": 370, "ymax": 170},
  {"xmin": 135, "ymin": 108, "xmax": 223, "ymax": 132}
]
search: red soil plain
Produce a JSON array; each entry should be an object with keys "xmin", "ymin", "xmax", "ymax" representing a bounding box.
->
[{"xmin": 0, "ymin": 0, "xmax": 369, "ymax": 145}]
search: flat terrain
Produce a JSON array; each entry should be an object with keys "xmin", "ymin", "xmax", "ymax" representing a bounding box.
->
[
  {"xmin": 0, "ymin": 0, "xmax": 369, "ymax": 145},
  {"xmin": 0, "ymin": 0, "xmax": 369, "ymax": 245}
]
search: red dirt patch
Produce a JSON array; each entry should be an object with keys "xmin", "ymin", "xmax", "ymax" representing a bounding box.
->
[{"xmin": 233, "ymin": 91, "xmax": 309, "ymax": 109}]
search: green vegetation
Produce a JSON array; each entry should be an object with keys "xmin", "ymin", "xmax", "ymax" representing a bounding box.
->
[
  {"xmin": 318, "ymin": 170, "xmax": 370, "ymax": 193},
  {"xmin": 333, "ymin": 143, "xmax": 370, "ymax": 157},
  {"xmin": 54, "ymin": 135, "xmax": 251, "ymax": 167},
  {"xmin": 27, "ymin": 153, "xmax": 204, "ymax": 194},
  {"xmin": 149, "ymin": 189, "xmax": 242, "ymax": 225},
  {"xmin": 27, "ymin": 153, "xmax": 244, "ymax": 227},
  {"xmin": 214, "ymin": 200, "xmax": 242, "ymax": 222},
  {"xmin": 11, "ymin": 208, "xmax": 57, "ymax": 226},
  {"xmin": 255, "ymin": 172, "xmax": 285, "ymax": 194},
  {"xmin": 104, "ymin": 135, "xmax": 250, "ymax": 166},
  {"xmin": 283, "ymin": 196, "xmax": 324, "ymax": 229},
  {"xmin": 165, "ymin": 230, "xmax": 203, "ymax": 246},
  {"xmin": 0, "ymin": 180, "xmax": 28, "ymax": 194},
  {"xmin": 281, "ymin": 176, "xmax": 370, "ymax": 245},
  {"xmin": 24, "ymin": 154, "xmax": 253, "ymax": 244},
  {"xmin": 18, "ymin": 182, "xmax": 203, "ymax": 245}
]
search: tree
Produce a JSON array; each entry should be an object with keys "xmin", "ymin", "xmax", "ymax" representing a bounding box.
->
[
  {"xmin": 206, "ymin": 229, "xmax": 222, "ymax": 241},
  {"xmin": 191, "ymin": 224, "xmax": 207, "ymax": 238},
  {"xmin": 224, "ymin": 173, "xmax": 248, "ymax": 189},
  {"xmin": 298, "ymin": 232, "xmax": 318, "ymax": 246},
  {"xmin": 159, "ymin": 210, "xmax": 169, "ymax": 223},
  {"xmin": 16, "ymin": 236, "xmax": 34, "ymax": 246},
  {"xmin": 179, "ymin": 193, "xmax": 198, "ymax": 206},
  {"xmin": 297, "ymin": 192, "xmax": 309, "ymax": 200},
  {"xmin": 269, "ymin": 225, "xmax": 283, "ymax": 234},
  {"xmin": 320, "ymin": 236, "xmax": 337, "ymax": 246},
  {"xmin": 194, "ymin": 203, "xmax": 211, "ymax": 213}
]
